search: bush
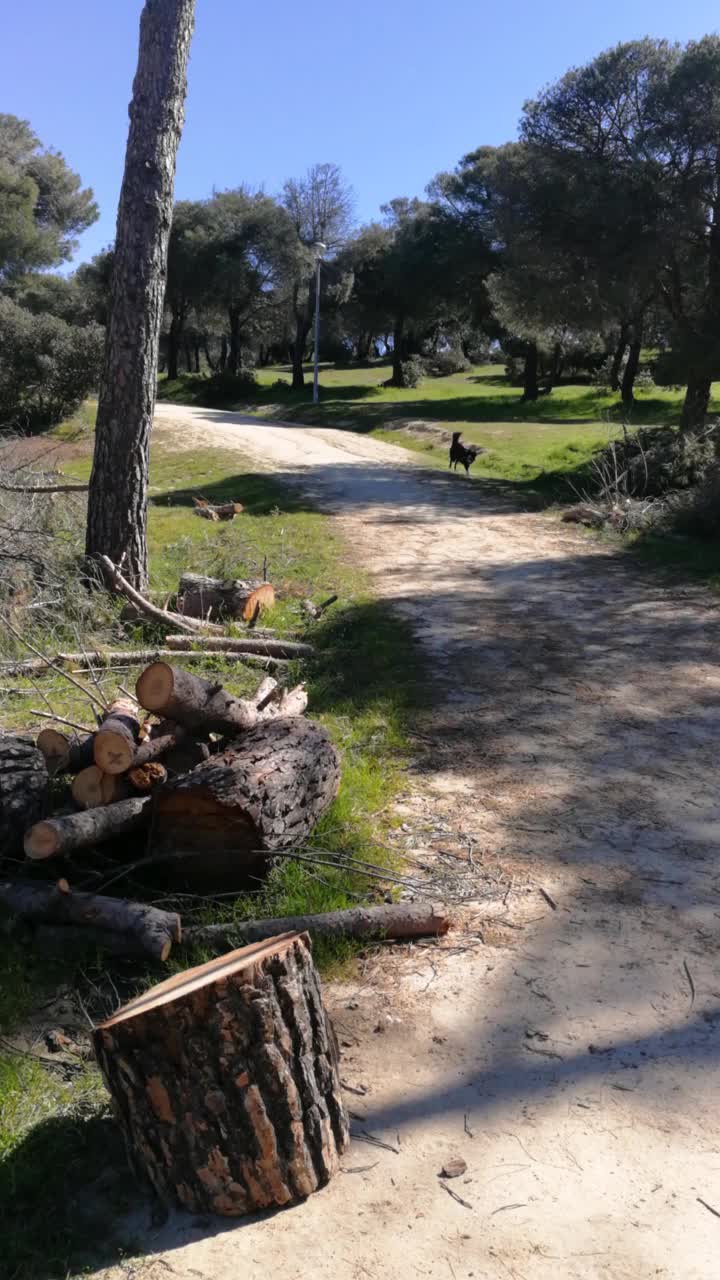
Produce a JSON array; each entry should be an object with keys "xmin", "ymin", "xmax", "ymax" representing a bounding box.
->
[
  {"xmin": 0, "ymin": 297, "xmax": 103, "ymax": 429},
  {"xmin": 424, "ymin": 350, "xmax": 471, "ymax": 378},
  {"xmin": 592, "ymin": 425, "xmax": 719, "ymax": 499},
  {"xmin": 398, "ymin": 357, "xmax": 424, "ymax": 389},
  {"xmin": 664, "ymin": 464, "xmax": 720, "ymax": 538},
  {"xmin": 193, "ymin": 368, "xmax": 257, "ymax": 404}
]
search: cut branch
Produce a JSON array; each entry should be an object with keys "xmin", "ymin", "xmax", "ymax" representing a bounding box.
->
[
  {"xmin": 24, "ymin": 795, "xmax": 151, "ymax": 859},
  {"xmin": 164, "ymin": 635, "xmax": 314, "ymax": 659},
  {"xmin": 184, "ymin": 902, "xmax": 450, "ymax": 951},
  {"xmin": 93, "ymin": 696, "xmax": 141, "ymax": 775},
  {"xmin": 97, "ymin": 555, "xmax": 224, "ymax": 634},
  {"xmin": 135, "ymin": 662, "xmax": 303, "ymax": 735},
  {"xmin": 0, "ymin": 879, "xmax": 180, "ymax": 962},
  {"xmin": 177, "ymin": 573, "xmax": 275, "ymax": 622}
]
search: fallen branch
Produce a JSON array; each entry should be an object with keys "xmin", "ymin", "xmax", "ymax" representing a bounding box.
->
[
  {"xmin": 192, "ymin": 497, "xmax": 243, "ymax": 522},
  {"xmin": 177, "ymin": 573, "xmax": 275, "ymax": 622},
  {"xmin": 135, "ymin": 662, "xmax": 304, "ymax": 734},
  {"xmin": 2, "ymin": 649, "xmax": 288, "ymax": 678},
  {"xmin": 0, "ymin": 879, "xmax": 180, "ymax": 962},
  {"xmin": 0, "ymin": 480, "xmax": 88, "ymax": 494},
  {"xmin": 24, "ymin": 795, "xmax": 151, "ymax": 859},
  {"xmin": 97, "ymin": 555, "xmax": 224, "ymax": 635},
  {"xmin": 183, "ymin": 902, "xmax": 451, "ymax": 952},
  {"xmin": 164, "ymin": 635, "xmax": 314, "ymax": 659},
  {"xmin": 301, "ymin": 594, "xmax": 338, "ymax": 621}
]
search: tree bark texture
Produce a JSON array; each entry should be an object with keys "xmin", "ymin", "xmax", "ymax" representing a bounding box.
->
[
  {"xmin": 185, "ymin": 902, "xmax": 451, "ymax": 953},
  {"xmin": 0, "ymin": 736, "xmax": 48, "ymax": 855},
  {"xmin": 522, "ymin": 342, "xmax": 539, "ymax": 401},
  {"xmin": 0, "ymin": 879, "xmax": 179, "ymax": 961},
  {"xmin": 85, "ymin": 0, "xmax": 196, "ymax": 588},
  {"xmin": 177, "ymin": 574, "xmax": 274, "ymax": 622},
  {"xmin": 621, "ymin": 321, "xmax": 643, "ymax": 406},
  {"xmin": 135, "ymin": 663, "xmax": 301, "ymax": 735},
  {"xmin": 25, "ymin": 796, "xmax": 151, "ymax": 859},
  {"xmin": 92, "ymin": 932, "xmax": 349, "ymax": 1214},
  {"xmin": 680, "ymin": 376, "xmax": 712, "ymax": 433},
  {"xmin": 610, "ymin": 324, "xmax": 628, "ymax": 391},
  {"xmin": 149, "ymin": 717, "xmax": 340, "ymax": 870}
]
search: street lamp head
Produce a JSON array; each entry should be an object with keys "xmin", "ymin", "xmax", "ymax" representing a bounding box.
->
[{"xmin": 313, "ymin": 241, "xmax": 326, "ymax": 256}]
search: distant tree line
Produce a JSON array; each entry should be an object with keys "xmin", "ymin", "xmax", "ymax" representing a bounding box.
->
[{"xmin": 4, "ymin": 35, "xmax": 720, "ymax": 433}]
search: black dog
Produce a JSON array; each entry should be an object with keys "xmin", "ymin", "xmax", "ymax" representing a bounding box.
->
[{"xmin": 449, "ymin": 431, "xmax": 480, "ymax": 475}]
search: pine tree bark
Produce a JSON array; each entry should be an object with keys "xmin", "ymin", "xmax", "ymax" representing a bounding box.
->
[
  {"xmin": 85, "ymin": 0, "xmax": 196, "ymax": 588},
  {"xmin": 680, "ymin": 376, "xmax": 712, "ymax": 433},
  {"xmin": 0, "ymin": 736, "xmax": 48, "ymax": 854},
  {"xmin": 92, "ymin": 932, "xmax": 349, "ymax": 1214},
  {"xmin": 621, "ymin": 335, "xmax": 642, "ymax": 406},
  {"xmin": 610, "ymin": 323, "xmax": 628, "ymax": 391},
  {"xmin": 522, "ymin": 342, "xmax": 539, "ymax": 401}
]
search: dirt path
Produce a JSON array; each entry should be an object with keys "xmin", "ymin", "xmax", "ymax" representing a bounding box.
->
[{"xmin": 132, "ymin": 406, "xmax": 720, "ymax": 1280}]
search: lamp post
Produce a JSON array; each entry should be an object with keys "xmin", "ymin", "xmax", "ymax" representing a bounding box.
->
[{"xmin": 312, "ymin": 241, "xmax": 326, "ymax": 404}]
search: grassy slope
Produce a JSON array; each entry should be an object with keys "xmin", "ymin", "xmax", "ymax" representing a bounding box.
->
[{"xmin": 0, "ymin": 433, "xmax": 422, "ymax": 1279}]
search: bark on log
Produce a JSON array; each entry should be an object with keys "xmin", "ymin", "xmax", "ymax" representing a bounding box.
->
[
  {"xmin": 94, "ymin": 697, "xmax": 142, "ymax": 775},
  {"xmin": 150, "ymin": 717, "xmax": 339, "ymax": 866},
  {"xmin": 33, "ymin": 923, "xmax": 173, "ymax": 960},
  {"xmin": 72, "ymin": 766, "xmax": 129, "ymax": 810},
  {"xmin": 0, "ymin": 879, "xmax": 180, "ymax": 961},
  {"xmin": 93, "ymin": 932, "xmax": 348, "ymax": 1214},
  {"xmin": 135, "ymin": 663, "xmax": 299, "ymax": 735},
  {"xmin": 0, "ymin": 736, "xmax": 48, "ymax": 854},
  {"xmin": 184, "ymin": 902, "xmax": 451, "ymax": 952},
  {"xmin": 24, "ymin": 796, "xmax": 151, "ymax": 859},
  {"xmin": 164, "ymin": 635, "xmax": 314, "ymax": 659},
  {"xmin": 177, "ymin": 573, "xmax": 275, "ymax": 622}
]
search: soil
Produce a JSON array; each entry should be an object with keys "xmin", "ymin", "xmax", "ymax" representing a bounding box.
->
[{"xmin": 101, "ymin": 405, "xmax": 720, "ymax": 1279}]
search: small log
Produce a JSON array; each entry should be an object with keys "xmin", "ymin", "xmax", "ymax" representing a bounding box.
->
[
  {"xmin": 164, "ymin": 635, "xmax": 314, "ymax": 659},
  {"xmin": 150, "ymin": 717, "xmax": 340, "ymax": 869},
  {"xmin": 135, "ymin": 663, "xmax": 292, "ymax": 735},
  {"xmin": 192, "ymin": 497, "xmax": 243, "ymax": 521},
  {"xmin": 184, "ymin": 902, "xmax": 451, "ymax": 952},
  {"xmin": 72, "ymin": 766, "xmax": 129, "ymax": 809},
  {"xmin": 33, "ymin": 923, "xmax": 173, "ymax": 959},
  {"xmin": 0, "ymin": 879, "xmax": 180, "ymax": 962},
  {"xmin": 94, "ymin": 697, "xmax": 141, "ymax": 775},
  {"xmin": 301, "ymin": 594, "xmax": 338, "ymax": 621},
  {"xmin": 177, "ymin": 573, "xmax": 275, "ymax": 623},
  {"xmin": 97, "ymin": 555, "xmax": 224, "ymax": 635},
  {"xmin": 37, "ymin": 729, "xmax": 95, "ymax": 776},
  {"xmin": 0, "ymin": 735, "xmax": 49, "ymax": 854},
  {"xmin": 128, "ymin": 762, "xmax": 167, "ymax": 792},
  {"xmin": 24, "ymin": 796, "xmax": 151, "ymax": 859},
  {"xmin": 92, "ymin": 932, "xmax": 348, "ymax": 1213}
]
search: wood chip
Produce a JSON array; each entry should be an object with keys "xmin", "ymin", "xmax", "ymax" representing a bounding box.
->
[{"xmin": 440, "ymin": 1157, "xmax": 467, "ymax": 1179}]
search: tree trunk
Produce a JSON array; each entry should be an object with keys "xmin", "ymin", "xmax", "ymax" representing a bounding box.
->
[
  {"xmin": 219, "ymin": 334, "xmax": 228, "ymax": 371},
  {"xmin": 680, "ymin": 376, "xmax": 712, "ymax": 433},
  {"xmin": 291, "ymin": 314, "xmax": 307, "ymax": 390},
  {"xmin": 166, "ymin": 305, "xmax": 184, "ymax": 380},
  {"xmin": 150, "ymin": 717, "xmax": 340, "ymax": 873},
  {"xmin": 390, "ymin": 317, "xmax": 406, "ymax": 387},
  {"xmin": 201, "ymin": 334, "xmax": 216, "ymax": 371},
  {"xmin": 24, "ymin": 796, "xmax": 152, "ymax": 859},
  {"xmin": 0, "ymin": 736, "xmax": 48, "ymax": 855},
  {"xmin": 228, "ymin": 309, "xmax": 241, "ymax": 375},
  {"xmin": 185, "ymin": 902, "xmax": 451, "ymax": 953},
  {"xmin": 177, "ymin": 573, "xmax": 275, "ymax": 621},
  {"xmin": 610, "ymin": 324, "xmax": 628, "ymax": 391},
  {"xmin": 522, "ymin": 342, "xmax": 539, "ymax": 401},
  {"xmin": 183, "ymin": 339, "xmax": 193, "ymax": 373},
  {"xmin": 0, "ymin": 879, "xmax": 179, "ymax": 961},
  {"xmin": 85, "ymin": 0, "xmax": 195, "ymax": 589},
  {"xmin": 193, "ymin": 339, "xmax": 200, "ymax": 372},
  {"xmin": 621, "ymin": 332, "xmax": 642, "ymax": 406},
  {"xmin": 93, "ymin": 932, "xmax": 349, "ymax": 1214}
]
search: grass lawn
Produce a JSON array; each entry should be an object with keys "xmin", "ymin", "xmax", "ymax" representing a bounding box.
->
[{"xmin": 0, "ymin": 432, "xmax": 424, "ymax": 1279}]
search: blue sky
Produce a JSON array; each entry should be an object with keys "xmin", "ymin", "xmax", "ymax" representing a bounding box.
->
[{"xmin": 2, "ymin": 0, "xmax": 718, "ymax": 265}]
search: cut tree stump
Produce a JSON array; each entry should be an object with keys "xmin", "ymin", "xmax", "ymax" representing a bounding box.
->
[
  {"xmin": 0, "ymin": 879, "xmax": 180, "ymax": 961},
  {"xmin": 25, "ymin": 796, "xmax": 151, "ymax": 859},
  {"xmin": 177, "ymin": 573, "xmax": 275, "ymax": 622},
  {"xmin": 93, "ymin": 931, "xmax": 349, "ymax": 1214},
  {"xmin": 0, "ymin": 735, "xmax": 48, "ymax": 854},
  {"xmin": 94, "ymin": 697, "xmax": 141, "ymax": 775},
  {"xmin": 150, "ymin": 717, "xmax": 340, "ymax": 871}
]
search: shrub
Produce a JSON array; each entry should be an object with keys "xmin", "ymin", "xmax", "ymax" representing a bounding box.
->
[
  {"xmin": 194, "ymin": 368, "xmax": 257, "ymax": 404},
  {"xmin": 592, "ymin": 425, "xmax": 719, "ymax": 499},
  {"xmin": 424, "ymin": 350, "xmax": 471, "ymax": 378},
  {"xmin": 665, "ymin": 464, "xmax": 720, "ymax": 538},
  {"xmin": 398, "ymin": 357, "xmax": 424, "ymax": 389},
  {"xmin": 0, "ymin": 297, "xmax": 103, "ymax": 430}
]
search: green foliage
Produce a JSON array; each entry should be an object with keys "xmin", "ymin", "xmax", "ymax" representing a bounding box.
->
[
  {"xmin": 424, "ymin": 349, "xmax": 471, "ymax": 377},
  {"xmin": 396, "ymin": 356, "xmax": 424, "ymax": 388},
  {"xmin": 0, "ymin": 295, "xmax": 103, "ymax": 428},
  {"xmin": 0, "ymin": 114, "xmax": 97, "ymax": 279}
]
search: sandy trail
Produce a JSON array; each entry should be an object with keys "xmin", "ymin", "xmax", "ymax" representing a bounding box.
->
[{"xmin": 127, "ymin": 405, "xmax": 720, "ymax": 1280}]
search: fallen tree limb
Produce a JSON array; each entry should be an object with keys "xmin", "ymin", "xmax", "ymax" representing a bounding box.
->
[
  {"xmin": 184, "ymin": 902, "xmax": 451, "ymax": 952},
  {"xmin": 2, "ymin": 649, "xmax": 288, "ymax": 678},
  {"xmin": 97, "ymin": 555, "xmax": 224, "ymax": 635},
  {"xmin": 136, "ymin": 662, "xmax": 302, "ymax": 735},
  {"xmin": 164, "ymin": 635, "xmax": 314, "ymax": 659},
  {"xmin": 301, "ymin": 594, "xmax": 338, "ymax": 621},
  {"xmin": 0, "ymin": 879, "xmax": 180, "ymax": 962},
  {"xmin": 0, "ymin": 480, "xmax": 88, "ymax": 494},
  {"xmin": 24, "ymin": 795, "xmax": 151, "ymax": 859},
  {"xmin": 192, "ymin": 497, "xmax": 243, "ymax": 522}
]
